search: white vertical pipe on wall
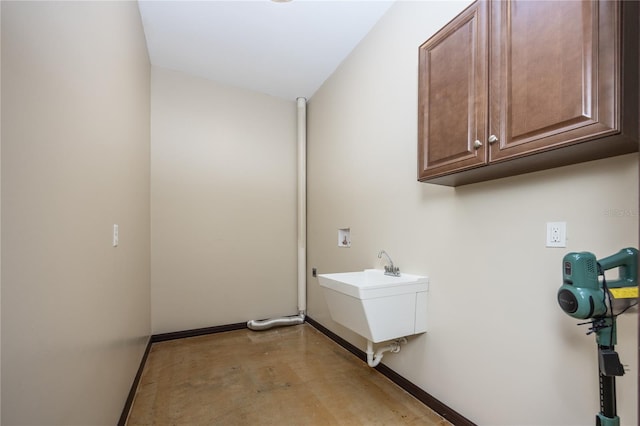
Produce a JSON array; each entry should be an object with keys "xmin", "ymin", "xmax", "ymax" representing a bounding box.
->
[
  {"xmin": 246, "ymin": 97, "xmax": 306, "ymax": 330},
  {"xmin": 297, "ymin": 97, "xmax": 307, "ymax": 315}
]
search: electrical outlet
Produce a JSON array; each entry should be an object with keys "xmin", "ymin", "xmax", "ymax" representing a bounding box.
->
[{"xmin": 546, "ymin": 222, "xmax": 566, "ymax": 247}]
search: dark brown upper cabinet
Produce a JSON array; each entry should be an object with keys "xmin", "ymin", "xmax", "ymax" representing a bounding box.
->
[{"xmin": 418, "ymin": 0, "xmax": 638, "ymax": 186}]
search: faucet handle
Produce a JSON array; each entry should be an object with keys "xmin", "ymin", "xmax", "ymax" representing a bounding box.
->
[{"xmin": 384, "ymin": 265, "xmax": 401, "ymax": 277}]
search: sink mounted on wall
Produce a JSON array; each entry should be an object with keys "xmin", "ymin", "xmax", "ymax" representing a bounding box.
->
[{"xmin": 318, "ymin": 269, "xmax": 429, "ymax": 343}]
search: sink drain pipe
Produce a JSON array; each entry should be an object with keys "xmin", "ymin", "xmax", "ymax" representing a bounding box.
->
[
  {"xmin": 366, "ymin": 338, "xmax": 407, "ymax": 367},
  {"xmin": 247, "ymin": 97, "xmax": 307, "ymax": 331}
]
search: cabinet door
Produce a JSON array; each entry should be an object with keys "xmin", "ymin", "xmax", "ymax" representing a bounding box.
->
[
  {"xmin": 489, "ymin": 0, "xmax": 620, "ymax": 162},
  {"xmin": 418, "ymin": 1, "xmax": 488, "ymax": 180}
]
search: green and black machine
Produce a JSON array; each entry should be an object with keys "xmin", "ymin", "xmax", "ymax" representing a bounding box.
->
[{"xmin": 557, "ymin": 247, "xmax": 638, "ymax": 426}]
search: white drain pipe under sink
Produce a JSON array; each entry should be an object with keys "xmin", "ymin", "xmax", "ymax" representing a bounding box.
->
[
  {"xmin": 366, "ymin": 338, "xmax": 407, "ymax": 367},
  {"xmin": 247, "ymin": 97, "xmax": 307, "ymax": 330}
]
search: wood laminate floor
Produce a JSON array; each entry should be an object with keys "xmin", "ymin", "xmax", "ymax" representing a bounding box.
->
[{"xmin": 126, "ymin": 323, "xmax": 451, "ymax": 425}]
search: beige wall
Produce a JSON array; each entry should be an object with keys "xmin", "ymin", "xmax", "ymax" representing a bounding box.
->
[
  {"xmin": 1, "ymin": 2, "xmax": 150, "ymax": 424},
  {"xmin": 150, "ymin": 67, "xmax": 297, "ymax": 334},
  {"xmin": 307, "ymin": 2, "xmax": 638, "ymax": 425}
]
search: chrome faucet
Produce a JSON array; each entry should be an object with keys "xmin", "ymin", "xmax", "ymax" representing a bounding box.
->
[{"xmin": 378, "ymin": 250, "xmax": 400, "ymax": 277}]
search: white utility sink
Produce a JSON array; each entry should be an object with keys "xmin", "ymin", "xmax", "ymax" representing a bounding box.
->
[{"xmin": 318, "ymin": 269, "xmax": 429, "ymax": 343}]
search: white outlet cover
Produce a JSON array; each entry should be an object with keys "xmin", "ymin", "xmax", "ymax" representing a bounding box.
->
[{"xmin": 546, "ymin": 222, "xmax": 566, "ymax": 248}]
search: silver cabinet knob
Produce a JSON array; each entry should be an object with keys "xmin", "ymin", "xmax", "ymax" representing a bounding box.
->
[
  {"xmin": 488, "ymin": 134, "xmax": 498, "ymax": 144},
  {"xmin": 473, "ymin": 140, "xmax": 483, "ymax": 149}
]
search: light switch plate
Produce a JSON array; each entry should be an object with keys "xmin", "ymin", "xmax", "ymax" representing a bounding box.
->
[{"xmin": 113, "ymin": 224, "xmax": 119, "ymax": 247}]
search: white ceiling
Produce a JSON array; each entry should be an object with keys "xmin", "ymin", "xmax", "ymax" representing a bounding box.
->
[{"xmin": 137, "ymin": 0, "xmax": 395, "ymax": 100}]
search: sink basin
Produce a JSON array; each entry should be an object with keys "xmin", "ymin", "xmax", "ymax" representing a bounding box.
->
[
  {"xmin": 318, "ymin": 269, "xmax": 428, "ymax": 298},
  {"xmin": 318, "ymin": 269, "xmax": 429, "ymax": 343}
]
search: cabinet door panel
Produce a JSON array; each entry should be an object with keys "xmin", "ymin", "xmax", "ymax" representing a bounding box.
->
[
  {"xmin": 489, "ymin": 0, "xmax": 619, "ymax": 162},
  {"xmin": 418, "ymin": 1, "xmax": 487, "ymax": 179}
]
